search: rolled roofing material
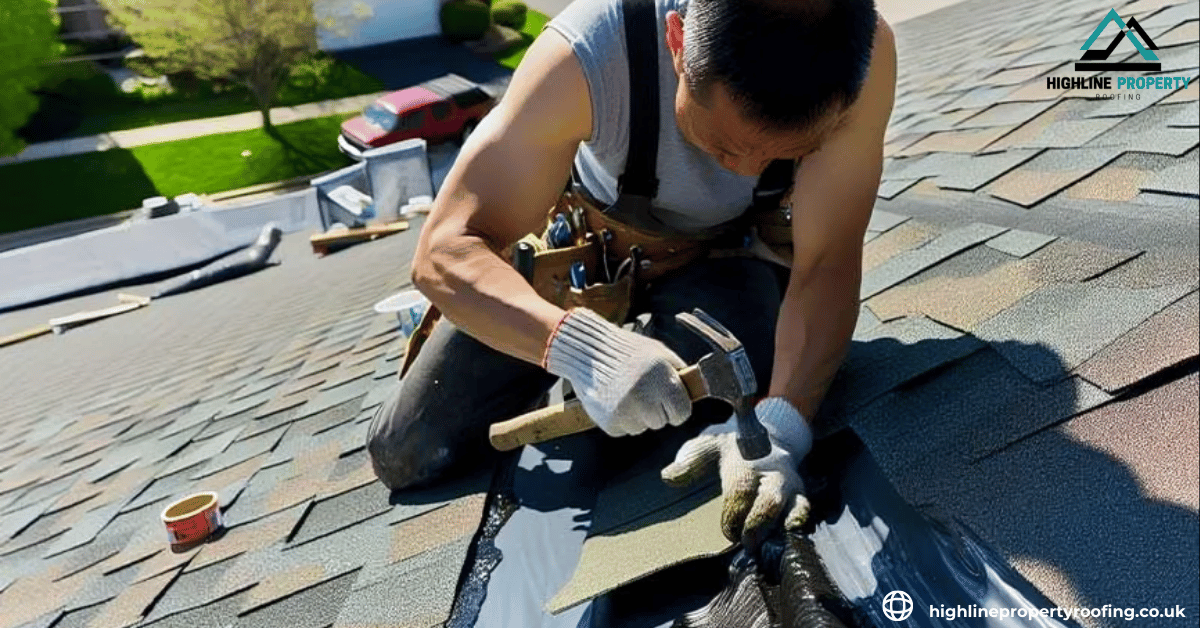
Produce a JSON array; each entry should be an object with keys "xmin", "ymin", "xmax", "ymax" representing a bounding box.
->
[
  {"xmin": 0, "ymin": 188, "xmax": 318, "ymax": 312},
  {"xmin": 152, "ymin": 223, "xmax": 282, "ymax": 298}
]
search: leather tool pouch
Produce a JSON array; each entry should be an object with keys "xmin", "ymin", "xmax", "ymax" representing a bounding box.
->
[
  {"xmin": 524, "ymin": 228, "xmax": 635, "ymax": 326},
  {"xmin": 398, "ymin": 201, "xmax": 636, "ymax": 381}
]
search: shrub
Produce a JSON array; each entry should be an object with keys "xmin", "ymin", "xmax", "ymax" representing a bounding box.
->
[
  {"xmin": 440, "ymin": 0, "xmax": 491, "ymax": 43},
  {"xmin": 491, "ymin": 0, "xmax": 527, "ymax": 30}
]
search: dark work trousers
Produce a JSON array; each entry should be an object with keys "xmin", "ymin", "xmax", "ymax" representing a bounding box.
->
[{"xmin": 366, "ymin": 257, "xmax": 790, "ymax": 491}]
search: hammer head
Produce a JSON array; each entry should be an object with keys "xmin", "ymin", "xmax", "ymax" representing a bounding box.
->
[{"xmin": 675, "ymin": 309, "xmax": 772, "ymax": 460}]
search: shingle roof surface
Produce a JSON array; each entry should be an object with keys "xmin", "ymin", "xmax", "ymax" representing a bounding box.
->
[
  {"xmin": 830, "ymin": 0, "xmax": 1199, "ymax": 619},
  {"xmin": 0, "ymin": 231, "xmax": 487, "ymax": 627},
  {"xmin": 2, "ymin": 0, "xmax": 1198, "ymax": 624}
]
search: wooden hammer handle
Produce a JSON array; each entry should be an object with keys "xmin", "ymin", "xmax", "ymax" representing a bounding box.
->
[{"xmin": 488, "ymin": 365, "xmax": 706, "ymax": 451}]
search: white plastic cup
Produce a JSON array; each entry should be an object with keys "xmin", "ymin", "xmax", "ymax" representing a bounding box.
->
[{"xmin": 374, "ymin": 290, "xmax": 430, "ymax": 338}]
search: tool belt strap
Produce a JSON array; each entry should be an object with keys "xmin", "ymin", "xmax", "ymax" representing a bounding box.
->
[{"xmin": 566, "ymin": 190, "xmax": 718, "ymax": 281}]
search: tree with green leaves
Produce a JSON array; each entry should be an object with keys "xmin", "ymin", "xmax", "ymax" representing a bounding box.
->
[
  {"xmin": 100, "ymin": 0, "xmax": 333, "ymax": 131},
  {"xmin": 0, "ymin": 0, "xmax": 64, "ymax": 156}
]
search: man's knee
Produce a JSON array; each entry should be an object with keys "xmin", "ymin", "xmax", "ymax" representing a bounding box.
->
[
  {"xmin": 365, "ymin": 391, "xmax": 403, "ymax": 490},
  {"xmin": 364, "ymin": 383, "xmax": 453, "ymax": 491}
]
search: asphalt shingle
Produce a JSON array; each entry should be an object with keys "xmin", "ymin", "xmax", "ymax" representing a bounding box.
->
[
  {"xmin": 549, "ymin": 484, "xmax": 727, "ymax": 615},
  {"xmin": 895, "ymin": 126, "xmax": 1017, "ymax": 156},
  {"xmin": 68, "ymin": 560, "xmax": 146, "ymax": 618},
  {"xmin": 83, "ymin": 566, "xmax": 181, "ymax": 628},
  {"xmin": 1086, "ymin": 105, "xmax": 1200, "ymax": 157},
  {"xmin": 43, "ymin": 480, "xmax": 153, "ymax": 559},
  {"xmin": 388, "ymin": 493, "xmax": 486, "ymax": 566},
  {"xmin": 866, "ymin": 254, "xmax": 1042, "ymax": 332},
  {"xmin": 849, "ymin": 349, "xmax": 1111, "ymax": 500},
  {"xmin": 978, "ymin": 63, "xmax": 1059, "ymax": 87},
  {"xmin": 1077, "ymin": 290, "xmax": 1199, "ymax": 392},
  {"xmin": 141, "ymin": 557, "xmax": 247, "ymax": 624},
  {"xmin": 1140, "ymin": 153, "xmax": 1200, "ymax": 196},
  {"xmin": 1004, "ymin": 118, "xmax": 1126, "ymax": 149},
  {"xmin": 42, "ymin": 605, "xmax": 102, "ymax": 628},
  {"xmin": 237, "ymin": 565, "xmax": 357, "ymax": 618},
  {"xmin": 1158, "ymin": 19, "xmax": 1200, "ymax": 48},
  {"xmin": 985, "ymin": 228, "xmax": 1058, "ymax": 258},
  {"xmin": 214, "ymin": 521, "xmax": 390, "ymax": 616},
  {"xmin": 1165, "ymin": 101, "xmax": 1200, "ymax": 127},
  {"xmin": 1064, "ymin": 151, "xmax": 1181, "ymax": 201},
  {"xmin": 822, "ymin": 316, "xmax": 985, "ymax": 423},
  {"xmin": 881, "ymin": 152, "xmax": 965, "ymax": 181},
  {"xmin": 161, "ymin": 426, "xmax": 244, "ymax": 476},
  {"xmin": 895, "ymin": 108, "xmax": 984, "ymax": 134},
  {"xmin": 1097, "ymin": 247, "xmax": 1200, "ymax": 289},
  {"xmin": 289, "ymin": 482, "xmax": 392, "ymax": 547},
  {"xmin": 332, "ymin": 539, "xmax": 471, "ymax": 628},
  {"xmin": 986, "ymin": 146, "xmax": 1126, "ymax": 207},
  {"xmin": 860, "ymin": 222, "xmax": 1007, "ymax": 299},
  {"xmin": 932, "ymin": 148, "xmax": 1043, "ymax": 191},
  {"xmin": 976, "ymin": 281, "xmax": 1194, "ymax": 382},
  {"xmin": 861, "ymin": 221, "xmax": 940, "ymax": 273},
  {"xmin": 218, "ymin": 463, "xmax": 296, "ymax": 529},
  {"xmin": 876, "ymin": 178, "xmax": 926, "ymax": 200}
]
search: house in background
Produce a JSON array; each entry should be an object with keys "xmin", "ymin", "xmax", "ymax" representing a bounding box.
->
[{"xmin": 53, "ymin": 0, "xmax": 443, "ymax": 53}]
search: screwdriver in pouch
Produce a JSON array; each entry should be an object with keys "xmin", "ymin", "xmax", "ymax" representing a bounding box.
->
[
  {"xmin": 570, "ymin": 206, "xmax": 587, "ymax": 246},
  {"xmin": 548, "ymin": 214, "xmax": 574, "ymax": 248},
  {"xmin": 569, "ymin": 261, "xmax": 587, "ymax": 290}
]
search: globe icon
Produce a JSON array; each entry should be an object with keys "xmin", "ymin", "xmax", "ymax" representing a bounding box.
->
[{"xmin": 882, "ymin": 590, "xmax": 914, "ymax": 622}]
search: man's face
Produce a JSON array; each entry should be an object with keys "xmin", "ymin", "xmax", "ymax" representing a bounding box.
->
[
  {"xmin": 665, "ymin": 11, "xmax": 842, "ymax": 177},
  {"xmin": 674, "ymin": 81, "xmax": 835, "ymax": 177}
]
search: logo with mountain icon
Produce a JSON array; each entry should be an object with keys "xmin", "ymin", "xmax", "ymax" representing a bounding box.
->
[{"xmin": 1076, "ymin": 8, "xmax": 1161, "ymax": 71}]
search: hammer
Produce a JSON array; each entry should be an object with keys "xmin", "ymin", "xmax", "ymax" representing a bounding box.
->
[{"xmin": 487, "ymin": 308, "xmax": 773, "ymax": 460}]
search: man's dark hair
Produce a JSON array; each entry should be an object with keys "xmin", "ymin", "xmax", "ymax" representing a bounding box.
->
[{"xmin": 682, "ymin": 0, "xmax": 877, "ymax": 132}]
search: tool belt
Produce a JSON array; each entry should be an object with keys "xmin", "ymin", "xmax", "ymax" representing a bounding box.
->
[
  {"xmin": 397, "ymin": 190, "xmax": 740, "ymax": 379},
  {"xmin": 516, "ymin": 190, "xmax": 723, "ymax": 323}
]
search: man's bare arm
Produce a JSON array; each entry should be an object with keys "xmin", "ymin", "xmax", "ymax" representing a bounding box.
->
[
  {"xmin": 412, "ymin": 32, "xmax": 593, "ymax": 365},
  {"xmin": 770, "ymin": 18, "xmax": 897, "ymax": 420}
]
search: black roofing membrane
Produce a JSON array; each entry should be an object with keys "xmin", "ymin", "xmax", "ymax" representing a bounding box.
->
[{"xmin": 450, "ymin": 430, "xmax": 1080, "ymax": 628}]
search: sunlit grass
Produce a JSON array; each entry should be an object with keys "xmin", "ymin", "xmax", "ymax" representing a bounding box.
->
[
  {"xmin": 493, "ymin": 9, "xmax": 551, "ymax": 70},
  {"xmin": 0, "ymin": 113, "xmax": 353, "ymax": 234}
]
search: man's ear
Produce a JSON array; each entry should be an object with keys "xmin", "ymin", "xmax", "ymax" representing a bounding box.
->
[{"xmin": 665, "ymin": 10, "xmax": 685, "ymax": 74}]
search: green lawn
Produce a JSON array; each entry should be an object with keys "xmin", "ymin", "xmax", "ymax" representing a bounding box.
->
[
  {"xmin": 494, "ymin": 9, "xmax": 551, "ymax": 70},
  {"xmin": 28, "ymin": 55, "xmax": 384, "ymax": 140},
  {"xmin": 2, "ymin": 18, "xmax": 550, "ymax": 235},
  {"xmin": 134, "ymin": 114, "xmax": 352, "ymax": 196},
  {"xmin": 0, "ymin": 114, "xmax": 353, "ymax": 234}
]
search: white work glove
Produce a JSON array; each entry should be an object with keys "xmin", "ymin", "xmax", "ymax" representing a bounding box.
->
[
  {"xmin": 544, "ymin": 308, "xmax": 692, "ymax": 436},
  {"xmin": 661, "ymin": 397, "xmax": 813, "ymax": 547}
]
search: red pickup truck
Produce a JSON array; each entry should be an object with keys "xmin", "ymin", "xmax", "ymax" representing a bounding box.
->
[{"xmin": 339, "ymin": 74, "xmax": 497, "ymax": 159}]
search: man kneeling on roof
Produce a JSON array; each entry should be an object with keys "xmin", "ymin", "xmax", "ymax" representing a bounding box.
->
[{"xmin": 366, "ymin": 0, "xmax": 896, "ymax": 548}]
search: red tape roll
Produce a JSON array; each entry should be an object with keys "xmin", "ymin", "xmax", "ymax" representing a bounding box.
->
[{"xmin": 161, "ymin": 492, "xmax": 222, "ymax": 551}]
